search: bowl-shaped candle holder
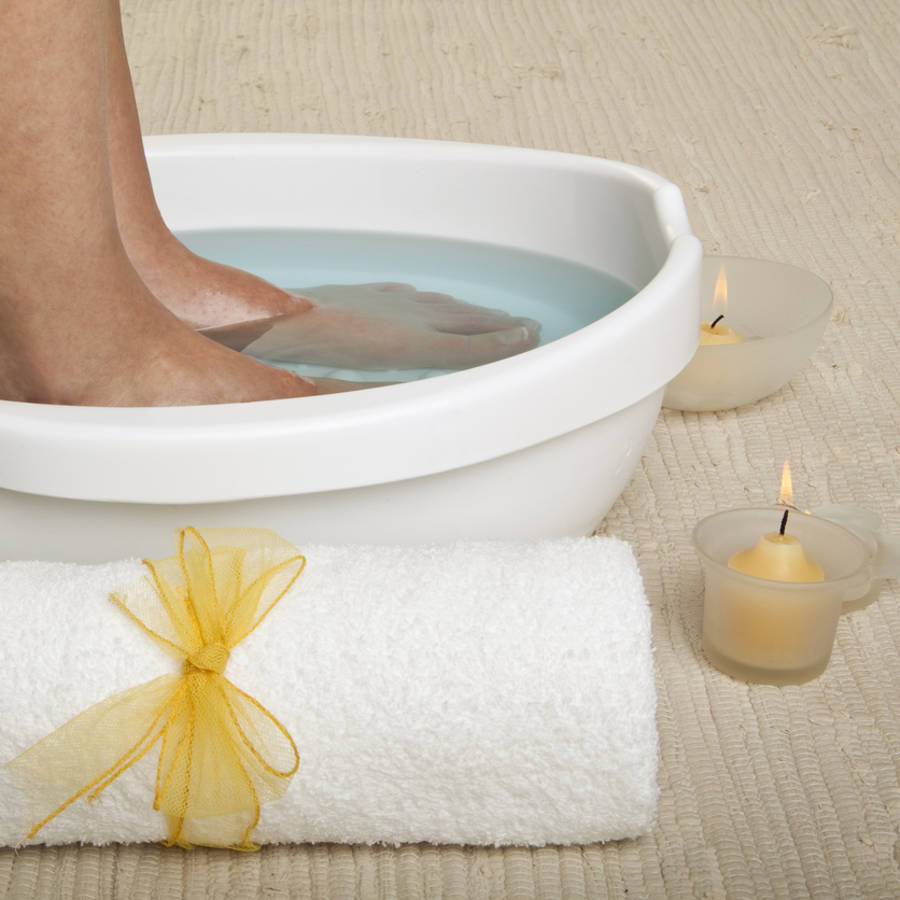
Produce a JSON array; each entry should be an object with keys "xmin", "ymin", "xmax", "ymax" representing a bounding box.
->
[
  {"xmin": 664, "ymin": 256, "xmax": 833, "ymax": 411},
  {"xmin": 693, "ymin": 507, "xmax": 871, "ymax": 685}
]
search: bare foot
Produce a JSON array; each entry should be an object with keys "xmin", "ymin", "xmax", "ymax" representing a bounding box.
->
[
  {"xmin": 124, "ymin": 233, "xmax": 309, "ymax": 329},
  {"xmin": 126, "ymin": 237, "xmax": 540, "ymax": 370},
  {"xmin": 0, "ymin": 272, "xmax": 349, "ymax": 406},
  {"xmin": 230, "ymin": 282, "xmax": 541, "ymax": 369},
  {"xmin": 0, "ymin": 0, "xmax": 366, "ymax": 408}
]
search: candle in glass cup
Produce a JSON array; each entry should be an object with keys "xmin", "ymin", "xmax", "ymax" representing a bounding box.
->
[
  {"xmin": 694, "ymin": 464, "xmax": 870, "ymax": 684},
  {"xmin": 728, "ymin": 463, "xmax": 823, "ymax": 583}
]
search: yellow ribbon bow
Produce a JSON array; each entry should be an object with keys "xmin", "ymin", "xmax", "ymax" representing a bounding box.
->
[{"xmin": 7, "ymin": 527, "xmax": 305, "ymax": 850}]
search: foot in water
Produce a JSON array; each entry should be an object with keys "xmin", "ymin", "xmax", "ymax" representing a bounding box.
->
[
  {"xmin": 197, "ymin": 281, "xmax": 541, "ymax": 369},
  {"xmin": 0, "ymin": 266, "xmax": 368, "ymax": 406},
  {"xmin": 126, "ymin": 234, "xmax": 540, "ymax": 371}
]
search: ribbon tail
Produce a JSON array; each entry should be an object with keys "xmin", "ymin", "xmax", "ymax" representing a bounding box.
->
[
  {"xmin": 149, "ymin": 674, "xmax": 297, "ymax": 849},
  {"xmin": 165, "ymin": 811, "xmax": 261, "ymax": 851},
  {"xmin": 6, "ymin": 674, "xmax": 182, "ymax": 843}
]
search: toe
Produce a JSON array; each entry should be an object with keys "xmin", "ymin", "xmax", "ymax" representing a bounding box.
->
[
  {"xmin": 428, "ymin": 323, "xmax": 540, "ymax": 368},
  {"xmin": 370, "ymin": 282, "xmax": 417, "ymax": 292},
  {"xmin": 413, "ymin": 291, "xmax": 458, "ymax": 303},
  {"xmin": 434, "ymin": 314, "xmax": 539, "ymax": 336}
]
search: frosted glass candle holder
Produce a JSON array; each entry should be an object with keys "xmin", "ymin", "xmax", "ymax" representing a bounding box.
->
[
  {"xmin": 693, "ymin": 507, "xmax": 871, "ymax": 685},
  {"xmin": 664, "ymin": 256, "xmax": 833, "ymax": 411}
]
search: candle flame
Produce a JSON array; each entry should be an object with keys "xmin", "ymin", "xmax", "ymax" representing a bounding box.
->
[
  {"xmin": 713, "ymin": 265, "xmax": 728, "ymax": 316},
  {"xmin": 778, "ymin": 460, "xmax": 794, "ymax": 507}
]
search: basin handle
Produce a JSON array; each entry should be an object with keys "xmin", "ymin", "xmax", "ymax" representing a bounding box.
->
[{"xmin": 654, "ymin": 182, "xmax": 693, "ymax": 244}]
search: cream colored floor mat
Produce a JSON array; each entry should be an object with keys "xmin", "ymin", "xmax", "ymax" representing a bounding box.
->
[{"xmin": 2, "ymin": 0, "xmax": 898, "ymax": 895}]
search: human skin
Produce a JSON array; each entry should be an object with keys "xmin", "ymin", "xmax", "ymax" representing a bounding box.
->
[
  {"xmin": 106, "ymin": 0, "xmax": 538, "ymax": 376},
  {"xmin": 0, "ymin": 0, "xmax": 538, "ymax": 406},
  {"xmin": 0, "ymin": 0, "xmax": 316, "ymax": 404}
]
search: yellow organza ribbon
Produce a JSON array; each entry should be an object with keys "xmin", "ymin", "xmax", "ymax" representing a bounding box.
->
[{"xmin": 7, "ymin": 527, "xmax": 305, "ymax": 850}]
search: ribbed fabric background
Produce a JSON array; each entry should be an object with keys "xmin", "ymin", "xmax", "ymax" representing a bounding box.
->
[{"xmin": 2, "ymin": 0, "xmax": 898, "ymax": 896}]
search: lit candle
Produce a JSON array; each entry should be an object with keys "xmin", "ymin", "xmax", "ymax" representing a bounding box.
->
[
  {"xmin": 691, "ymin": 460, "xmax": 872, "ymax": 685},
  {"xmin": 664, "ymin": 255, "xmax": 834, "ymax": 412},
  {"xmin": 727, "ymin": 462, "xmax": 824, "ymax": 582},
  {"xmin": 699, "ymin": 265, "xmax": 744, "ymax": 345}
]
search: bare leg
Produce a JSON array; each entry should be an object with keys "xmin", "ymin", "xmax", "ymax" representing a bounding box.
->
[
  {"xmin": 105, "ymin": 0, "xmax": 540, "ymax": 365},
  {"xmin": 106, "ymin": 0, "xmax": 306, "ymax": 329},
  {"xmin": 0, "ymin": 0, "xmax": 317, "ymax": 405}
]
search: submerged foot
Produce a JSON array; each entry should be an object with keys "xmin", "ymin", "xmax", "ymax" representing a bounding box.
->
[
  {"xmin": 201, "ymin": 282, "xmax": 541, "ymax": 369},
  {"xmin": 127, "ymin": 239, "xmax": 541, "ymax": 370},
  {"xmin": 0, "ymin": 274, "xmax": 364, "ymax": 406}
]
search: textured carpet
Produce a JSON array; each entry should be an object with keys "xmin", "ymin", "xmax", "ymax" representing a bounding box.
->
[{"xmin": 2, "ymin": 0, "xmax": 898, "ymax": 896}]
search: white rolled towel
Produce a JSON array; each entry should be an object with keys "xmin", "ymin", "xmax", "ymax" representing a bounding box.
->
[{"xmin": 0, "ymin": 538, "xmax": 657, "ymax": 847}]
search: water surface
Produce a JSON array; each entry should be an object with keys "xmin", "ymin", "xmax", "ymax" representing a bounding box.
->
[{"xmin": 179, "ymin": 230, "xmax": 635, "ymax": 381}]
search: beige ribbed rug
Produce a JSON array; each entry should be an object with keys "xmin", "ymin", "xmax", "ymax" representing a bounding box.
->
[{"xmin": 3, "ymin": 0, "xmax": 898, "ymax": 896}]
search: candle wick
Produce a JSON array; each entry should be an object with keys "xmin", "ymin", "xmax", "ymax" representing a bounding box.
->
[
  {"xmin": 779, "ymin": 509, "xmax": 789, "ymax": 536},
  {"xmin": 709, "ymin": 314, "xmax": 725, "ymax": 330}
]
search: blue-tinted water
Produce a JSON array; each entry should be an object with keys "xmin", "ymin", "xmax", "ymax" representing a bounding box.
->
[{"xmin": 178, "ymin": 230, "xmax": 635, "ymax": 381}]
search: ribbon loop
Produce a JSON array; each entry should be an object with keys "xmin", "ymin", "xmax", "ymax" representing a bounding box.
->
[{"xmin": 7, "ymin": 527, "xmax": 306, "ymax": 850}]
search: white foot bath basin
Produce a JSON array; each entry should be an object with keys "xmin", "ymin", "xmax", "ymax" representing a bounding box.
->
[{"xmin": 0, "ymin": 135, "xmax": 700, "ymax": 562}]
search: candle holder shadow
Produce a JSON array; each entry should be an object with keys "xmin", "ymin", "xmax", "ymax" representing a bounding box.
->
[
  {"xmin": 693, "ymin": 508, "xmax": 870, "ymax": 685},
  {"xmin": 664, "ymin": 256, "xmax": 833, "ymax": 412}
]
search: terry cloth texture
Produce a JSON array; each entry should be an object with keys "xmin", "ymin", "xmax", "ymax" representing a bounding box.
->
[
  {"xmin": 0, "ymin": 540, "xmax": 657, "ymax": 848},
  {"xmin": 1, "ymin": 0, "xmax": 898, "ymax": 896}
]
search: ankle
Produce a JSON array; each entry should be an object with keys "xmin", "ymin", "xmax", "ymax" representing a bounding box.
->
[
  {"xmin": 0, "ymin": 276, "xmax": 177, "ymax": 404},
  {"xmin": 118, "ymin": 218, "xmax": 184, "ymax": 271},
  {"xmin": 121, "ymin": 231, "xmax": 312, "ymax": 329}
]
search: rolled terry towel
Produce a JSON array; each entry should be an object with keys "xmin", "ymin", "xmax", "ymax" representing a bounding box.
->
[{"xmin": 0, "ymin": 537, "xmax": 657, "ymax": 847}]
